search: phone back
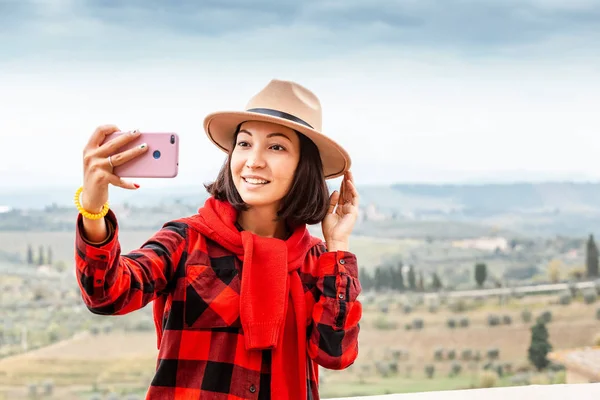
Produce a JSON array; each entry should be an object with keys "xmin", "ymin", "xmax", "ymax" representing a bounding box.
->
[{"xmin": 101, "ymin": 132, "xmax": 179, "ymax": 178}]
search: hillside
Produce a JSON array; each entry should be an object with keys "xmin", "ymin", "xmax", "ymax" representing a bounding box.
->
[{"xmin": 4, "ymin": 182, "xmax": 600, "ymax": 237}]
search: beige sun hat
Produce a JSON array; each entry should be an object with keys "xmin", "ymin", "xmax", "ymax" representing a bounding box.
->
[{"xmin": 203, "ymin": 79, "xmax": 351, "ymax": 179}]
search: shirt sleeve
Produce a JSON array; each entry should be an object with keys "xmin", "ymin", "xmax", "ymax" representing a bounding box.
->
[
  {"xmin": 74, "ymin": 209, "xmax": 188, "ymax": 315},
  {"xmin": 307, "ymin": 249, "xmax": 362, "ymax": 370}
]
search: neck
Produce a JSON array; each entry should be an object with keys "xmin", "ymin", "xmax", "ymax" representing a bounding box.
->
[{"xmin": 237, "ymin": 206, "xmax": 288, "ymax": 239}]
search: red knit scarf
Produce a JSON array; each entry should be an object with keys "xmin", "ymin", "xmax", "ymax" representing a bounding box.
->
[{"xmin": 187, "ymin": 197, "xmax": 320, "ymax": 399}]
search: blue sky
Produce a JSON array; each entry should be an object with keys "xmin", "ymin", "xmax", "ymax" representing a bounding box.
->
[{"xmin": 1, "ymin": 0, "xmax": 600, "ymax": 188}]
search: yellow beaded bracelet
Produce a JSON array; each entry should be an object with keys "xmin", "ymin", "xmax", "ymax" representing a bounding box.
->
[{"xmin": 74, "ymin": 186, "xmax": 110, "ymax": 220}]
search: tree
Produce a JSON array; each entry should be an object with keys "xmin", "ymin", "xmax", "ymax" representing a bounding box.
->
[
  {"xmin": 374, "ymin": 267, "xmax": 384, "ymax": 291},
  {"xmin": 432, "ymin": 273, "xmax": 443, "ymax": 290},
  {"xmin": 475, "ymin": 263, "xmax": 487, "ymax": 288},
  {"xmin": 407, "ymin": 265, "xmax": 416, "ymax": 290},
  {"xmin": 547, "ymin": 259, "xmax": 562, "ymax": 283},
  {"xmin": 46, "ymin": 247, "xmax": 53, "ymax": 266},
  {"xmin": 37, "ymin": 245, "xmax": 45, "ymax": 265},
  {"xmin": 26, "ymin": 244, "xmax": 34, "ymax": 265},
  {"xmin": 528, "ymin": 319, "xmax": 552, "ymax": 371},
  {"xmin": 417, "ymin": 272, "xmax": 424, "ymax": 291},
  {"xmin": 586, "ymin": 234, "xmax": 599, "ymax": 278},
  {"xmin": 396, "ymin": 263, "xmax": 405, "ymax": 291}
]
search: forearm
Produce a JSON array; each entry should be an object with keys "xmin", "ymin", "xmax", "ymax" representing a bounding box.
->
[{"xmin": 75, "ymin": 210, "xmax": 186, "ymax": 314}]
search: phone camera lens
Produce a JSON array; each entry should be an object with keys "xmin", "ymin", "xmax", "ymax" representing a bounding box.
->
[
  {"xmin": 153, "ymin": 150, "xmax": 161, "ymax": 159},
  {"xmin": 170, "ymin": 135, "xmax": 175, "ymax": 144}
]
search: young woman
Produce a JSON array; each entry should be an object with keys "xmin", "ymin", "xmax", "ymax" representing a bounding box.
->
[{"xmin": 74, "ymin": 79, "xmax": 362, "ymax": 400}]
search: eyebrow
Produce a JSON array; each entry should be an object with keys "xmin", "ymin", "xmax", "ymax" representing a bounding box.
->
[{"xmin": 238, "ymin": 129, "xmax": 292, "ymax": 142}]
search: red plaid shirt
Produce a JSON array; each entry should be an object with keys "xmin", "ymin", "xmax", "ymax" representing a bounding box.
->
[{"xmin": 74, "ymin": 210, "xmax": 362, "ymax": 399}]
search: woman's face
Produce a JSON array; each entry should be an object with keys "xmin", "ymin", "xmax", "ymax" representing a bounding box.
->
[{"xmin": 230, "ymin": 120, "xmax": 301, "ymax": 209}]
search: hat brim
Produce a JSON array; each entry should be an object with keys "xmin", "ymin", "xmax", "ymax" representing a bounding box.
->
[{"xmin": 203, "ymin": 111, "xmax": 351, "ymax": 179}]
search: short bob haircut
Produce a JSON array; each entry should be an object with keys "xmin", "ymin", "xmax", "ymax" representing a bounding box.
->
[{"xmin": 204, "ymin": 123, "xmax": 330, "ymax": 227}]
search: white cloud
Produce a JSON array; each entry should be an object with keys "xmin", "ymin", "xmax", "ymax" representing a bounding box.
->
[{"xmin": 0, "ymin": 1, "xmax": 599, "ymax": 187}]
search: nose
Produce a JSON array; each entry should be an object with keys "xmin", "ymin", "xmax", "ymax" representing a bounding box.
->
[{"xmin": 245, "ymin": 148, "xmax": 266, "ymax": 169}]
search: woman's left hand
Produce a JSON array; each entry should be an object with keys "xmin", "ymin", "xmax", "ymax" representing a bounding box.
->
[{"xmin": 322, "ymin": 170, "xmax": 360, "ymax": 251}]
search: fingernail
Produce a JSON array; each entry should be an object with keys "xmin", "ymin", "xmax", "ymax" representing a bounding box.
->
[
  {"xmin": 131, "ymin": 129, "xmax": 140, "ymax": 135},
  {"xmin": 139, "ymin": 143, "xmax": 147, "ymax": 149},
  {"xmin": 134, "ymin": 183, "xmax": 140, "ymax": 189}
]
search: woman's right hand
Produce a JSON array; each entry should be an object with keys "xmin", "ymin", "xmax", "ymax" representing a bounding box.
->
[{"xmin": 81, "ymin": 124, "xmax": 148, "ymax": 213}]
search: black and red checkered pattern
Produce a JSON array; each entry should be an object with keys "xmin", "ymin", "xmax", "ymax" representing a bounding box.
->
[{"xmin": 75, "ymin": 210, "xmax": 362, "ymax": 399}]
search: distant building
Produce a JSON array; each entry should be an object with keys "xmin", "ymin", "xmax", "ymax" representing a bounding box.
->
[
  {"xmin": 363, "ymin": 203, "xmax": 387, "ymax": 222},
  {"xmin": 549, "ymin": 347, "xmax": 600, "ymax": 383},
  {"xmin": 451, "ymin": 237, "xmax": 509, "ymax": 252}
]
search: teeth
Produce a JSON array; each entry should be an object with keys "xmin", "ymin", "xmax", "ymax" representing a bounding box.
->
[{"xmin": 244, "ymin": 177, "xmax": 269, "ymax": 184}]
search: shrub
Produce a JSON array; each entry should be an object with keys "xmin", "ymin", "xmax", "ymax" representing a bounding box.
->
[
  {"xmin": 538, "ymin": 310, "xmax": 552, "ymax": 324},
  {"xmin": 428, "ymin": 304, "xmax": 439, "ymax": 313},
  {"xmin": 447, "ymin": 318, "xmax": 456, "ymax": 329},
  {"xmin": 583, "ymin": 290, "xmax": 597, "ymax": 305},
  {"xmin": 434, "ymin": 348, "xmax": 444, "ymax": 361},
  {"xmin": 27, "ymin": 383, "xmax": 37, "ymax": 397},
  {"xmin": 425, "ymin": 364, "xmax": 435, "ymax": 379},
  {"xmin": 449, "ymin": 299, "xmax": 468, "ymax": 313},
  {"xmin": 374, "ymin": 316, "xmax": 398, "ymax": 330},
  {"xmin": 412, "ymin": 318, "xmax": 424, "ymax": 330},
  {"xmin": 133, "ymin": 319, "xmax": 154, "ymax": 332},
  {"xmin": 403, "ymin": 304, "xmax": 413, "ymax": 314},
  {"xmin": 461, "ymin": 349, "xmax": 473, "ymax": 361},
  {"xmin": 405, "ymin": 323, "xmax": 412, "ymax": 331},
  {"xmin": 42, "ymin": 380, "xmax": 54, "ymax": 396},
  {"xmin": 568, "ymin": 281, "xmax": 578, "ymax": 297},
  {"xmin": 559, "ymin": 292, "xmax": 571, "ymax": 305},
  {"xmin": 447, "ymin": 349, "xmax": 456, "ymax": 360},
  {"xmin": 488, "ymin": 314, "xmax": 501, "ymax": 326},
  {"xmin": 521, "ymin": 309, "xmax": 532, "ymax": 323},
  {"xmin": 459, "ymin": 317, "xmax": 470, "ymax": 328},
  {"xmin": 413, "ymin": 295, "xmax": 425, "ymax": 306},
  {"xmin": 596, "ymin": 308, "xmax": 600, "ymax": 321},
  {"xmin": 388, "ymin": 362, "xmax": 399, "ymax": 374},
  {"xmin": 496, "ymin": 364, "xmax": 504, "ymax": 377},
  {"xmin": 487, "ymin": 348, "xmax": 500, "ymax": 361},
  {"xmin": 380, "ymin": 304, "xmax": 390, "ymax": 314},
  {"xmin": 450, "ymin": 362, "xmax": 462, "ymax": 377},
  {"xmin": 548, "ymin": 363, "xmax": 566, "ymax": 372},
  {"xmin": 391, "ymin": 349, "xmax": 409, "ymax": 361},
  {"xmin": 502, "ymin": 315, "xmax": 512, "ymax": 325},
  {"xmin": 375, "ymin": 361, "xmax": 391, "ymax": 377},
  {"xmin": 593, "ymin": 333, "xmax": 600, "ymax": 347},
  {"xmin": 479, "ymin": 370, "xmax": 498, "ymax": 388}
]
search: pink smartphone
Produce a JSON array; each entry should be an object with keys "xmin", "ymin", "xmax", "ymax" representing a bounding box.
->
[{"xmin": 100, "ymin": 132, "xmax": 179, "ymax": 178}]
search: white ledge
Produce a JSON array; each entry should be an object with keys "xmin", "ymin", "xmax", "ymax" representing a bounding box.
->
[{"xmin": 326, "ymin": 383, "xmax": 600, "ymax": 400}]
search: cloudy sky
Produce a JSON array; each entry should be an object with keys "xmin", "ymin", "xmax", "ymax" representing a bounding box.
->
[{"xmin": 1, "ymin": 0, "xmax": 600, "ymax": 189}]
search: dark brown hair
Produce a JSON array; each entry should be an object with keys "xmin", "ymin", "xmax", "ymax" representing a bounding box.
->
[{"xmin": 204, "ymin": 124, "xmax": 330, "ymax": 226}]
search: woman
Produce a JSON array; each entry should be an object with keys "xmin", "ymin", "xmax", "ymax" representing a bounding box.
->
[{"xmin": 74, "ymin": 79, "xmax": 362, "ymax": 400}]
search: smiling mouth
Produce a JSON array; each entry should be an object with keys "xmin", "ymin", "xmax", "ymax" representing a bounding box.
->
[{"xmin": 243, "ymin": 177, "xmax": 270, "ymax": 185}]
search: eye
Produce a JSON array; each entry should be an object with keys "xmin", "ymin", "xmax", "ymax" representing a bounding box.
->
[
  {"xmin": 270, "ymin": 144, "xmax": 286, "ymax": 151},
  {"xmin": 237, "ymin": 141, "xmax": 250, "ymax": 147}
]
